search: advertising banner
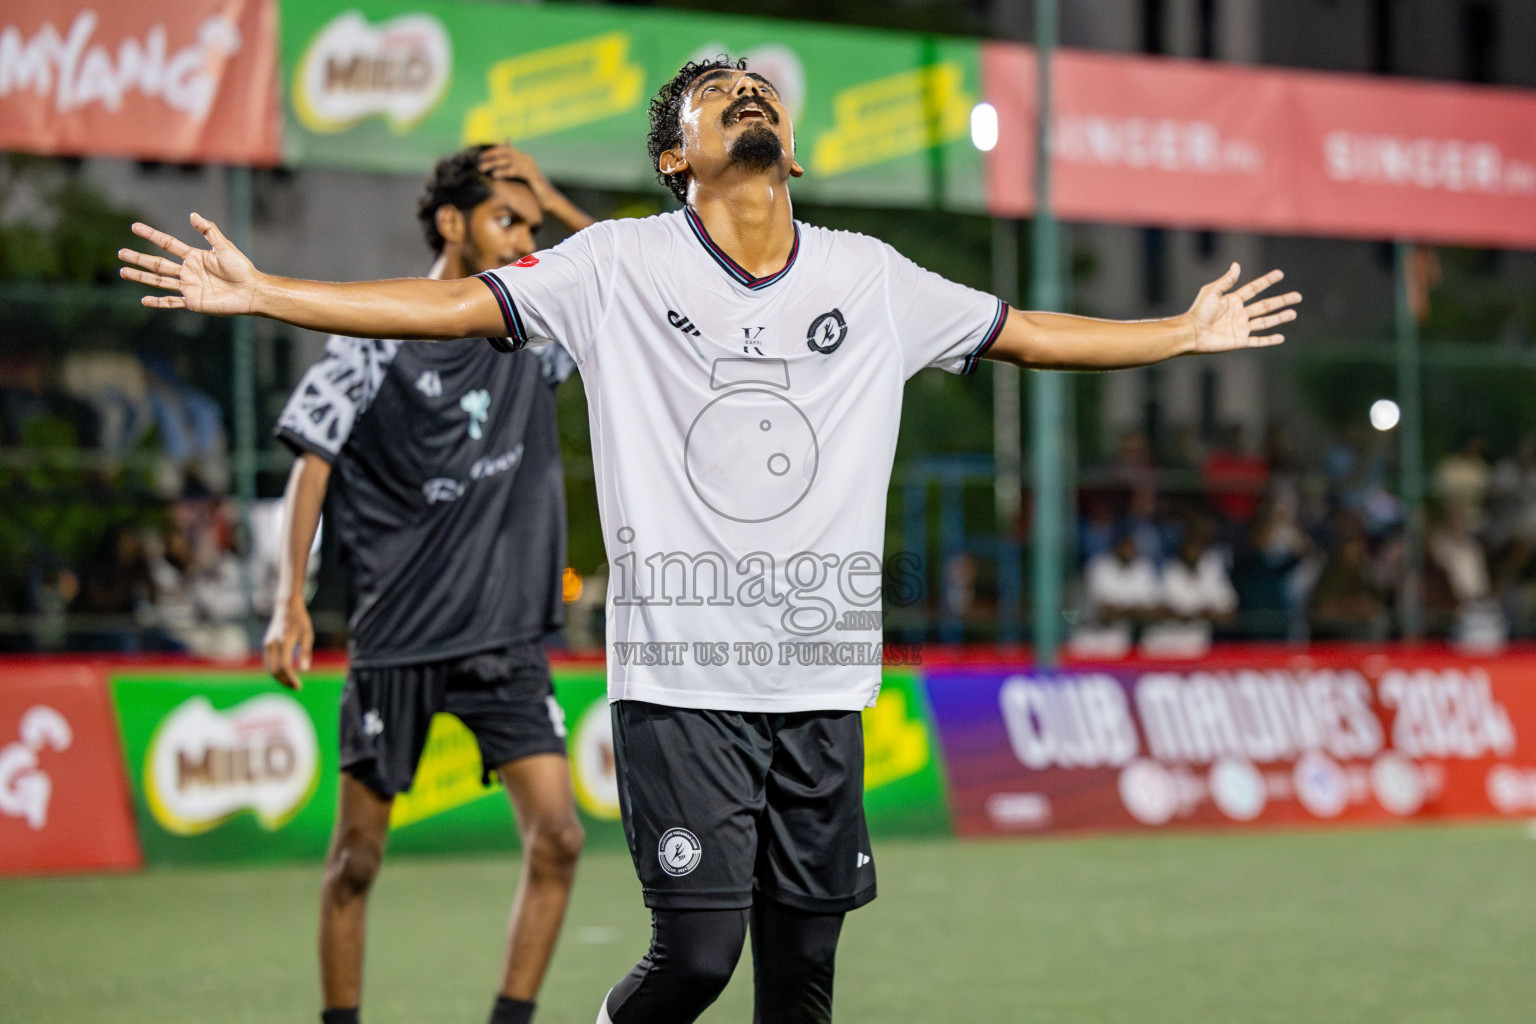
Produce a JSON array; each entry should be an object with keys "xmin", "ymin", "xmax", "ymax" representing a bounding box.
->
[
  {"xmin": 982, "ymin": 44, "xmax": 1536, "ymax": 249},
  {"xmin": 279, "ymin": 0, "xmax": 985, "ymax": 210},
  {"xmin": 109, "ymin": 663, "xmax": 946, "ymax": 865},
  {"xmin": 927, "ymin": 649, "xmax": 1536, "ymax": 837},
  {"xmin": 0, "ymin": 0, "xmax": 281, "ymax": 165},
  {"xmin": 0, "ymin": 664, "xmax": 141, "ymax": 875}
]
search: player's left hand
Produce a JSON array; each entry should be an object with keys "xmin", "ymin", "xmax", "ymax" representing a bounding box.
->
[{"xmin": 1186, "ymin": 263, "xmax": 1302, "ymax": 353}]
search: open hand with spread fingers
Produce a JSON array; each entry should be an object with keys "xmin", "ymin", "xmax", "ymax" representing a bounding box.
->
[
  {"xmin": 1187, "ymin": 263, "xmax": 1302, "ymax": 353},
  {"xmin": 118, "ymin": 213, "xmax": 260, "ymax": 316}
]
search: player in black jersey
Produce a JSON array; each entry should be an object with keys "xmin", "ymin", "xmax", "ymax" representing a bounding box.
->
[{"xmin": 261, "ymin": 145, "xmax": 594, "ymax": 1024}]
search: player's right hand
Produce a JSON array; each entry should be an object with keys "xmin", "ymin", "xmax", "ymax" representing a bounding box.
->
[
  {"xmin": 118, "ymin": 213, "xmax": 261, "ymax": 316},
  {"xmin": 264, "ymin": 599, "xmax": 314, "ymax": 691}
]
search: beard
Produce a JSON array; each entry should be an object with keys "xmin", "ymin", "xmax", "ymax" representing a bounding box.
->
[{"xmin": 727, "ymin": 123, "xmax": 784, "ymax": 171}]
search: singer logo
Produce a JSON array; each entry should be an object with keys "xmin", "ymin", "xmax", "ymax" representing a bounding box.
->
[
  {"xmin": 144, "ymin": 694, "xmax": 319, "ymax": 835},
  {"xmin": 0, "ymin": 706, "xmax": 71, "ymax": 830},
  {"xmin": 0, "ymin": 10, "xmax": 241, "ymax": 119},
  {"xmin": 293, "ymin": 11, "xmax": 451, "ymax": 134}
]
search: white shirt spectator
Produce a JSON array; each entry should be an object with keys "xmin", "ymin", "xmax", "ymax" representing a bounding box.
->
[
  {"xmin": 1160, "ymin": 551, "xmax": 1238, "ymax": 619},
  {"xmin": 1084, "ymin": 551, "xmax": 1160, "ymax": 621}
]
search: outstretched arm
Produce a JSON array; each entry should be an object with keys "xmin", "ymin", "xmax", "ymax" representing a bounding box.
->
[
  {"xmin": 118, "ymin": 214, "xmax": 507, "ymax": 340},
  {"xmin": 986, "ymin": 263, "xmax": 1301, "ymax": 370}
]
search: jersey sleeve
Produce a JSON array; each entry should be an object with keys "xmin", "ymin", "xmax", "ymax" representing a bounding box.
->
[
  {"xmin": 273, "ymin": 336, "xmax": 402, "ymax": 461},
  {"xmin": 475, "ymin": 225, "xmax": 609, "ymax": 364},
  {"xmin": 881, "ymin": 242, "xmax": 1009, "ymax": 378}
]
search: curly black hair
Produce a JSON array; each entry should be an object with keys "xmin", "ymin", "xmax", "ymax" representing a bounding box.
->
[
  {"xmin": 647, "ymin": 56, "xmax": 748, "ymax": 203},
  {"xmin": 416, "ymin": 144, "xmax": 496, "ymax": 254}
]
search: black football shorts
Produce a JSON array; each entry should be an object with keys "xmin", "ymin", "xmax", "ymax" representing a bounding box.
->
[
  {"xmin": 612, "ymin": 699, "xmax": 877, "ymax": 914},
  {"xmin": 339, "ymin": 643, "xmax": 567, "ymax": 799}
]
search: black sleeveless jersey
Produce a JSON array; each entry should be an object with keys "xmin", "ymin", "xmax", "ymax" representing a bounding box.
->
[{"xmin": 275, "ymin": 336, "xmax": 570, "ymax": 667}]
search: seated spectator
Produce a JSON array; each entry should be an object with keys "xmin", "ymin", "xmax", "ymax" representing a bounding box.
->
[
  {"xmin": 1143, "ymin": 521, "xmax": 1235, "ymax": 657},
  {"xmin": 1123, "ymin": 485, "xmax": 1168, "ymax": 564},
  {"xmin": 1434, "ymin": 435, "xmax": 1490, "ymax": 527},
  {"xmin": 1427, "ymin": 503, "xmax": 1504, "ymax": 650},
  {"xmin": 1308, "ymin": 512, "xmax": 1388, "ymax": 641},
  {"xmin": 1073, "ymin": 531, "xmax": 1161, "ymax": 657},
  {"xmin": 1231, "ymin": 499, "xmax": 1311, "ymax": 640},
  {"xmin": 1158, "ymin": 522, "xmax": 1237, "ymax": 625},
  {"xmin": 70, "ymin": 522, "xmax": 154, "ymax": 651},
  {"xmin": 1203, "ymin": 424, "xmax": 1269, "ymax": 525}
]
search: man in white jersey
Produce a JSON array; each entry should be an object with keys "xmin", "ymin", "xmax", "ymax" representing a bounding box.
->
[{"xmin": 119, "ymin": 56, "xmax": 1300, "ymax": 1024}]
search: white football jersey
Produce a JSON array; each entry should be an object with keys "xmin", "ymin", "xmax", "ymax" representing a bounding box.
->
[{"xmin": 478, "ymin": 208, "xmax": 1006, "ymax": 712}]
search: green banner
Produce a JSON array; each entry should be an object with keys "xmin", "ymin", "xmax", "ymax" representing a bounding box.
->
[
  {"xmin": 110, "ymin": 665, "xmax": 948, "ymax": 865},
  {"xmin": 279, "ymin": 0, "xmax": 985, "ymax": 211}
]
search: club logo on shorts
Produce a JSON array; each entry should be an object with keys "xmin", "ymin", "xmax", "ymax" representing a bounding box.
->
[
  {"xmin": 658, "ymin": 827, "xmax": 702, "ymax": 876},
  {"xmin": 805, "ymin": 308, "xmax": 847, "ymax": 354}
]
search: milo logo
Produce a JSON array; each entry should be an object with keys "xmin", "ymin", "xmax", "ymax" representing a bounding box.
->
[
  {"xmin": 293, "ymin": 11, "xmax": 451, "ymax": 133},
  {"xmin": 145, "ymin": 694, "xmax": 319, "ymax": 835}
]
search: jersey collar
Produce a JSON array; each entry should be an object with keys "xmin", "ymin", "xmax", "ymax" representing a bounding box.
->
[{"xmin": 684, "ymin": 207, "xmax": 800, "ymax": 291}]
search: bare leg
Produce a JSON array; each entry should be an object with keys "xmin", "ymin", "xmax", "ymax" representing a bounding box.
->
[
  {"xmin": 319, "ymin": 773, "xmax": 394, "ymax": 1010},
  {"xmin": 497, "ymin": 753, "xmax": 585, "ymax": 1000}
]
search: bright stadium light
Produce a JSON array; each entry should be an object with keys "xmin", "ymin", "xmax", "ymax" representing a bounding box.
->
[
  {"xmin": 971, "ymin": 102, "xmax": 998, "ymax": 152},
  {"xmin": 1370, "ymin": 398, "xmax": 1401, "ymax": 431}
]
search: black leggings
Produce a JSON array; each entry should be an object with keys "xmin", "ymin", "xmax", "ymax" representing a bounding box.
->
[{"xmin": 604, "ymin": 899, "xmax": 845, "ymax": 1024}]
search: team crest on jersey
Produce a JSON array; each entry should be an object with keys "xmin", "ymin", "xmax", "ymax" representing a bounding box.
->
[
  {"xmin": 460, "ymin": 389, "xmax": 491, "ymax": 440},
  {"xmin": 806, "ymin": 309, "xmax": 847, "ymax": 354},
  {"xmin": 658, "ymin": 827, "xmax": 702, "ymax": 876}
]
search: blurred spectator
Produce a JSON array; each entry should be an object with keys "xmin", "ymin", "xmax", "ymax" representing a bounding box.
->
[
  {"xmin": 1108, "ymin": 428, "xmax": 1158, "ymax": 493},
  {"xmin": 1075, "ymin": 531, "xmax": 1161, "ymax": 658},
  {"xmin": 1489, "ymin": 434, "xmax": 1536, "ymax": 543},
  {"xmin": 1157, "ymin": 521, "xmax": 1237, "ymax": 625},
  {"xmin": 1123, "ymin": 485, "xmax": 1168, "ymax": 564},
  {"xmin": 58, "ymin": 350, "xmax": 153, "ymax": 456},
  {"xmin": 1426, "ymin": 502, "xmax": 1504, "ymax": 649},
  {"xmin": 1434, "ymin": 435, "xmax": 1490, "ymax": 527},
  {"xmin": 1308, "ymin": 511, "xmax": 1389, "ymax": 641},
  {"xmin": 1084, "ymin": 531, "xmax": 1161, "ymax": 626},
  {"xmin": 144, "ymin": 357, "xmax": 230, "ymax": 496},
  {"xmin": 1231, "ymin": 499, "xmax": 1311, "ymax": 640},
  {"xmin": 71, "ymin": 522, "xmax": 155, "ymax": 651},
  {"xmin": 1202, "ymin": 424, "xmax": 1268, "ymax": 525},
  {"xmin": 1143, "ymin": 519, "xmax": 1236, "ymax": 657},
  {"xmin": 1078, "ymin": 498, "xmax": 1116, "ymax": 565}
]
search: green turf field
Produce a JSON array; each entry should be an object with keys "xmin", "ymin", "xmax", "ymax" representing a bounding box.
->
[{"xmin": 3, "ymin": 823, "xmax": 1534, "ymax": 1023}]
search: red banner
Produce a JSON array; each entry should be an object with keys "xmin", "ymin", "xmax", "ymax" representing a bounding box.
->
[
  {"xmin": 982, "ymin": 44, "xmax": 1536, "ymax": 249},
  {"xmin": 0, "ymin": 663, "xmax": 142, "ymax": 874},
  {"xmin": 927, "ymin": 648, "xmax": 1536, "ymax": 837},
  {"xmin": 0, "ymin": 0, "xmax": 280, "ymax": 165}
]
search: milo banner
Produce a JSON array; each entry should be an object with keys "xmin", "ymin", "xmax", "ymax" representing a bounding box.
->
[
  {"xmin": 278, "ymin": 0, "xmax": 985, "ymax": 211},
  {"xmin": 926, "ymin": 649, "xmax": 1536, "ymax": 836},
  {"xmin": 108, "ymin": 664, "xmax": 946, "ymax": 865}
]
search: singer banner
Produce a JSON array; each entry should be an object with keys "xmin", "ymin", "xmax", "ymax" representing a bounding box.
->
[
  {"xmin": 927, "ymin": 648, "xmax": 1536, "ymax": 837},
  {"xmin": 0, "ymin": 0, "xmax": 281, "ymax": 165},
  {"xmin": 982, "ymin": 44, "xmax": 1536, "ymax": 249}
]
